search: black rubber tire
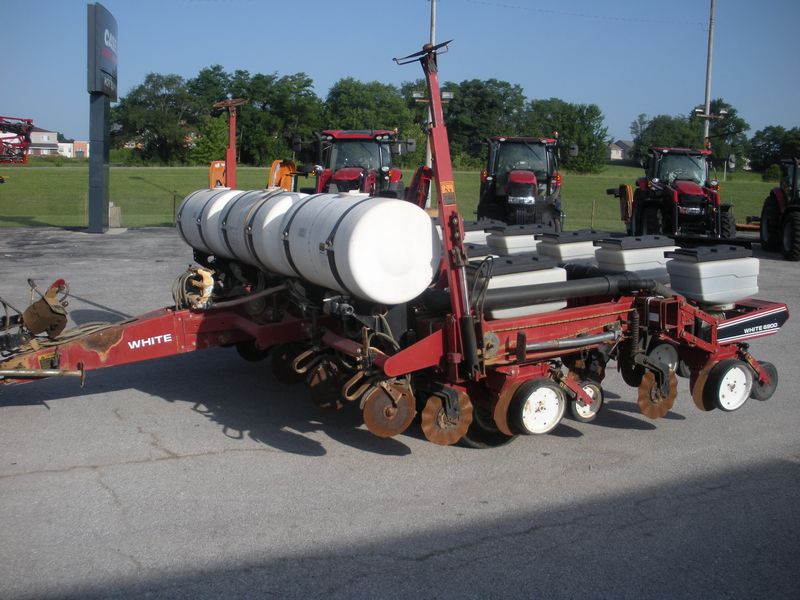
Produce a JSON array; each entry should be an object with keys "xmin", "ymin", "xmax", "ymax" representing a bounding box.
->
[
  {"xmin": 568, "ymin": 381, "xmax": 604, "ymax": 423},
  {"xmin": 703, "ymin": 359, "xmax": 753, "ymax": 412},
  {"xmin": 541, "ymin": 207, "xmax": 562, "ymax": 232},
  {"xmin": 750, "ymin": 361, "xmax": 779, "ymax": 401},
  {"xmin": 643, "ymin": 205, "xmax": 663, "ymax": 235},
  {"xmin": 459, "ymin": 405, "xmax": 517, "ymax": 449},
  {"xmin": 760, "ymin": 195, "xmax": 781, "ymax": 250},
  {"xmin": 631, "ymin": 192, "xmax": 644, "ymax": 235},
  {"xmin": 781, "ymin": 211, "xmax": 800, "ymax": 261},
  {"xmin": 720, "ymin": 210, "xmax": 737, "ymax": 239},
  {"xmin": 270, "ymin": 342, "xmax": 306, "ymax": 384},
  {"xmin": 235, "ymin": 340, "xmax": 271, "ymax": 362}
]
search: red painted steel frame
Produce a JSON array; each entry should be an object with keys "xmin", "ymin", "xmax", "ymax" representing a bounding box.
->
[
  {"xmin": 1, "ymin": 307, "xmax": 313, "ymax": 386},
  {"xmin": 420, "ymin": 51, "xmax": 469, "ymax": 323}
]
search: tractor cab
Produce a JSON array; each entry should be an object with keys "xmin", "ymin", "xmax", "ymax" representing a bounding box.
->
[
  {"xmin": 476, "ymin": 137, "xmax": 563, "ymax": 229},
  {"xmin": 779, "ymin": 158, "xmax": 799, "ymax": 201},
  {"xmin": 649, "ymin": 148, "xmax": 709, "ymax": 187},
  {"xmin": 305, "ymin": 130, "xmax": 415, "ymax": 197}
]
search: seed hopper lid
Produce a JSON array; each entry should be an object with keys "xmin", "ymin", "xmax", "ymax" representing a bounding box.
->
[
  {"xmin": 595, "ymin": 235, "xmax": 676, "ymax": 250},
  {"xmin": 665, "ymin": 245, "xmax": 753, "ymax": 262}
]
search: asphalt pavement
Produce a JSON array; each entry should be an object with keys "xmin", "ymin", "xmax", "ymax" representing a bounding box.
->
[{"xmin": 1, "ymin": 227, "xmax": 798, "ymax": 600}]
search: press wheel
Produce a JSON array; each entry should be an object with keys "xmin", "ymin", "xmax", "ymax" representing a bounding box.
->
[
  {"xmin": 420, "ymin": 390, "xmax": 474, "ymax": 446},
  {"xmin": 271, "ymin": 342, "xmax": 306, "ymax": 385},
  {"xmin": 569, "ymin": 380, "xmax": 604, "ymax": 423},
  {"xmin": 235, "ymin": 340, "xmax": 271, "ymax": 362},
  {"xmin": 637, "ymin": 370, "xmax": 678, "ymax": 419},
  {"xmin": 750, "ymin": 361, "xmax": 778, "ymax": 401},
  {"xmin": 460, "ymin": 403, "xmax": 517, "ymax": 449},
  {"xmin": 362, "ymin": 384, "xmax": 416, "ymax": 438},
  {"xmin": 307, "ymin": 361, "xmax": 344, "ymax": 411}
]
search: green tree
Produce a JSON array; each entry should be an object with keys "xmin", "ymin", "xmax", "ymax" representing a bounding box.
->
[
  {"xmin": 325, "ymin": 78, "xmax": 413, "ymax": 131},
  {"xmin": 526, "ymin": 98, "xmax": 608, "ymax": 173},
  {"xmin": 689, "ymin": 99, "xmax": 750, "ymax": 165},
  {"xmin": 749, "ymin": 125, "xmax": 787, "ymax": 171},
  {"xmin": 189, "ymin": 114, "xmax": 228, "ymax": 164},
  {"xmin": 112, "ymin": 73, "xmax": 194, "ymax": 164},
  {"xmin": 631, "ymin": 114, "xmax": 703, "ymax": 166},
  {"xmin": 187, "ymin": 64, "xmax": 233, "ymax": 117},
  {"xmin": 444, "ymin": 78, "xmax": 526, "ymax": 157}
]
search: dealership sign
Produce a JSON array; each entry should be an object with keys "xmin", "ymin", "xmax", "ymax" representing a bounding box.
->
[{"xmin": 87, "ymin": 3, "xmax": 118, "ymax": 101}]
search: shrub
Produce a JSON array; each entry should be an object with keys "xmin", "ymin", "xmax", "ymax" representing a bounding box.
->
[{"xmin": 762, "ymin": 164, "xmax": 781, "ymax": 182}]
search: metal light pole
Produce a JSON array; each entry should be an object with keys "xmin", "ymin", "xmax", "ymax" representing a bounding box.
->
[{"xmin": 702, "ymin": 0, "xmax": 716, "ymax": 143}]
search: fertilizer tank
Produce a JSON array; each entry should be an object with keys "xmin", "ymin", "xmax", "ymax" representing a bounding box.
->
[{"xmin": 177, "ymin": 188, "xmax": 441, "ymax": 305}]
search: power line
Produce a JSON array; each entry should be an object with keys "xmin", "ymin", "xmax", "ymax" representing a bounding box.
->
[{"xmin": 464, "ymin": 0, "xmax": 706, "ymax": 28}]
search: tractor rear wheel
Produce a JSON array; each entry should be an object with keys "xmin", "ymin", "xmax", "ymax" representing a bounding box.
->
[
  {"xmin": 720, "ymin": 210, "xmax": 737, "ymax": 238},
  {"xmin": 541, "ymin": 207, "xmax": 562, "ymax": 232},
  {"xmin": 643, "ymin": 205, "xmax": 663, "ymax": 235},
  {"xmin": 781, "ymin": 211, "xmax": 800, "ymax": 261},
  {"xmin": 760, "ymin": 195, "xmax": 781, "ymax": 250}
]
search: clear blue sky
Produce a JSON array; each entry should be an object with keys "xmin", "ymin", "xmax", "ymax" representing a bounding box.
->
[{"xmin": 2, "ymin": 0, "xmax": 798, "ymax": 143}]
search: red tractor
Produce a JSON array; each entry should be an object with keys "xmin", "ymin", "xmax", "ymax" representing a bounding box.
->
[
  {"xmin": 759, "ymin": 158, "xmax": 800, "ymax": 260},
  {"xmin": 476, "ymin": 136, "xmax": 567, "ymax": 230},
  {"xmin": 608, "ymin": 147, "xmax": 736, "ymax": 239},
  {"xmin": 300, "ymin": 129, "xmax": 416, "ymax": 198},
  {"xmin": 1, "ymin": 115, "xmax": 33, "ymax": 182}
]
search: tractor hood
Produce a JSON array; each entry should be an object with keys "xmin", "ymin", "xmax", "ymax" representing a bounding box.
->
[
  {"xmin": 333, "ymin": 166, "xmax": 365, "ymax": 181},
  {"xmin": 672, "ymin": 180, "xmax": 704, "ymax": 196},
  {"xmin": 508, "ymin": 170, "xmax": 537, "ymax": 185}
]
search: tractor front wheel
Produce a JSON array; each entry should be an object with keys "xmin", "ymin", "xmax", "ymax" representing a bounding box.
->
[
  {"xmin": 760, "ymin": 195, "xmax": 781, "ymax": 250},
  {"xmin": 643, "ymin": 205, "xmax": 663, "ymax": 235},
  {"xmin": 720, "ymin": 210, "xmax": 737, "ymax": 239},
  {"xmin": 781, "ymin": 211, "xmax": 800, "ymax": 261}
]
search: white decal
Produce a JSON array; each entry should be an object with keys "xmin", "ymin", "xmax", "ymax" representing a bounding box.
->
[
  {"xmin": 104, "ymin": 29, "xmax": 117, "ymax": 53},
  {"xmin": 128, "ymin": 333, "xmax": 173, "ymax": 350}
]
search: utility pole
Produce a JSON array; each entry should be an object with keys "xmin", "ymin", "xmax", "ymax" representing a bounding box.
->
[{"xmin": 702, "ymin": 0, "xmax": 715, "ymax": 143}]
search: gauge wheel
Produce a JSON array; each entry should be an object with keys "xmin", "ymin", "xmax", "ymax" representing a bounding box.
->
[
  {"xmin": 704, "ymin": 359, "xmax": 753, "ymax": 412},
  {"xmin": 509, "ymin": 378, "xmax": 566, "ymax": 435}
]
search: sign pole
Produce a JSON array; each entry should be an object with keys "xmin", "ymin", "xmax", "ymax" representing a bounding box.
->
[
  {"xmin": 86, "ymin": 2, "xmax": 118, "ymax": 233},
  {"xmin": 88, "ymin": 92, "xmax": 110, "ymax": 232}
]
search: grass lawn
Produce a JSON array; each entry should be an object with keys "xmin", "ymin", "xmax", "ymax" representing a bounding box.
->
[{"xmin": 0, "ymin": 163, "xmax": 774, "ymax": 231}]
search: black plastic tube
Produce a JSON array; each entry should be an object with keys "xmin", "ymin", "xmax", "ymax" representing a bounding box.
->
[{"xmin": 422, "ymin": 273, "xmax": 672, "ymax": 313}]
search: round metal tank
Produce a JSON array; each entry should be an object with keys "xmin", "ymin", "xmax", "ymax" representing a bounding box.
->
[
  {"xmin": 176, "ymin": 188, "xmax": 245, "ymax": 255},
  {"xmin": 281, "ymin": 192, "xmax": 441, "ymax": 304},
  {"xmin": 249, "ymin": 190, "xmax": 306, "ymax": 274},
  {"xmin": 176, "ymin": 189, "xmax": 441, "ymax": 305}
]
